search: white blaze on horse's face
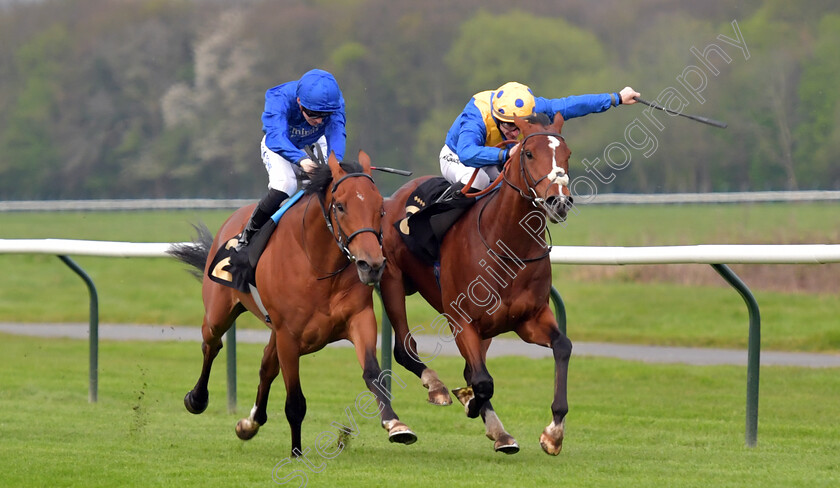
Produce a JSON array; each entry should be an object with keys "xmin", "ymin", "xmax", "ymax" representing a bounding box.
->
[{"xmin": 546, "ymin": 136, "xmax": 570, "ymax": 188}]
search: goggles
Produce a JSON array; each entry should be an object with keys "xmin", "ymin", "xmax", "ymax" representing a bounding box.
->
[{"xmin": 301, "ymin": 106, "xmax": 332, "ymax": 119}]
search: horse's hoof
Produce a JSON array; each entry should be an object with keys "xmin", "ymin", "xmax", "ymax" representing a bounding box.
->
[
  {"xmin": 539, "ymin": 420, "xmax": 565, "ymax": 456},
  {"xmin": 427, "ymin": 387, "xmax": 453, "ymax": 406},
  {"xmin": 495, "ymin": 440, "xmax": 520, "ymax": 455},
  {"xmin": 492, "ymin": 432, "xmax": 519, "ymax": 454},
  {"xmin": 383, "ymin": 419, "xmax": 417, "ymax": 445},
  {"xmin": 452, "ymin": 386, "xmax": 473, "ymax": 406},
  {"xmin": 421, "ymin": 370, "xmax": 452, "ymax": 406},
  {"xmin": 184, "ymin": 390, "xmax": 208, "ymax": 415},
  {"xmin": 452, "ymin": 386, "xmax": 479, "ymax": 417},
  {"xmin": 388, "ymin": 429, "xmax": 418, "ymax": 445},
  {"xmin": 539, "ymin": 434, "xmax": 562, "ymax": 455},
  {"xmin": 235, "ymin": 418, "xmax": 260, "ymax": 441}
]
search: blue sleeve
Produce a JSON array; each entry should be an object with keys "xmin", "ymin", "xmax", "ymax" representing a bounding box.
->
[
  {"xmin": 449, "ymin": 105, "xmax": 508, "ymax": 168},
  {"xmin": 262, "ymin": 87, "xmax": 307, "ymax": 163},
  {"xmin": 535, "ymin": 93, "xmax": 619, "ymax": 121},
  {"xmin": 323, "ymin": 102, "xmax": 347, "ymax": 161}
]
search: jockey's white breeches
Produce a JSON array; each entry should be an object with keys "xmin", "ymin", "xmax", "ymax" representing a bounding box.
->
[
  {"xmin": 261, "ymin": 135, "xmax": 328, "ymax": 194},
  {"xmin": 439, "ymin": 144, "xmax": 500, "ymax": 191}
]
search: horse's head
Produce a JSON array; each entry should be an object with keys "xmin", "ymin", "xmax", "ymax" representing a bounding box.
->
[
  {"xmin": 324, "ymin": 150, "xmax": 386, "ymax": 285},
  {"xmin": 509, "ymin": 113, "xmax": 573, "ymax": 223}
]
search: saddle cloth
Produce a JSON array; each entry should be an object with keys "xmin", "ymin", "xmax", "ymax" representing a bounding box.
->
[
  {"xmin": 207, "ymin": 219, "xmax": 276, "ymax": 293},
  {"xmin": 207, "ymin": 190, "xmax": 305, "ymax": 293},
  {"xmin": 394, "ymin": 177, "xmax": 476, "ymax": 265}
]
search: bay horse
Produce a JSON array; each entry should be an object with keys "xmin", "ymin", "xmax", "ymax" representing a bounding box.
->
[
  {"xmin": 379, "ymin": 113, "xmax": 573, "ymax": 455},
  {"xmin": 170, "ymin": 151, "xmax": 417, "ymax": 456}
]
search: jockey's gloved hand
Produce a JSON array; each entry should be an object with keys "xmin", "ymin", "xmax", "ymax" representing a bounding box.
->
[{"xmin": 299, "ymin": 158, "xmax": 319, "ymax": 174}]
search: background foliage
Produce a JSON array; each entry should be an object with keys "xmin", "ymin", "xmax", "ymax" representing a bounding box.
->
[{"xmin": 1, "ymin": 0, "xmax": 839, "ymax": 199}]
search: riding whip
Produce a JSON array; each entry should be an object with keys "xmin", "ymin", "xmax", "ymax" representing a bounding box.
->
[{"xmin": 633, "ymin": 96, "xmax": 728, "ymax": 129}]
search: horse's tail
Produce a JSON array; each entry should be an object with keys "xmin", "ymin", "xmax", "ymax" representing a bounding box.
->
[{"xmin": 167, "ymin": 222, "xmax": 214, "ymax": 281}]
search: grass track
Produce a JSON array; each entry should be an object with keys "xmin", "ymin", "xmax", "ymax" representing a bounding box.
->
[{"xmin": 1, "ymin": 334, "xmax": 838, "ymax": 487}]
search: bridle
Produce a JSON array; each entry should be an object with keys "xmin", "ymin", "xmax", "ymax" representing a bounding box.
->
[
  {"xmin": 304, "ymin": 172, "xmax": 383, "ymax": 279},
  {"xmin": 476, "ymin": 130, "xmax": 568, "ymax": 263},
  {"xmin": 501, "ymin": 131, "xmax": 568, "ymax": 208}
]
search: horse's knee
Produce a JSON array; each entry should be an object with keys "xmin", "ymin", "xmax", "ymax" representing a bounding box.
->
[
  {"xmin": 552, "ymin": 333, "xmax": 572, "ymax": 360},
  {"xmin": 361, "ymin": 361, "xmax": 381, "ymax": 388},
  {"xmin": 259, "ymin": 362, "xmax": 279, "ymax": 381},
  {"xmin": 201, "ymin": 340, "xmax": 223, "ymax": 357}
]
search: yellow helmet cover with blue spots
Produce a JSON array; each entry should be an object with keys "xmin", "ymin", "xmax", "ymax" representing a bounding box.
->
[{"xmin": 491, "ymin": 82, "xmax": 535, "ymax": 122}]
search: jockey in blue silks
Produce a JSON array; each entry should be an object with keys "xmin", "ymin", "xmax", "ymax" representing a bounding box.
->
[
  {"xmin": 440, "ymin": 82, "xmax": 641, "ymax": 191},
  {"xmin": 237, "ymin": 69, "xmax": 347, "ymax": 251}
]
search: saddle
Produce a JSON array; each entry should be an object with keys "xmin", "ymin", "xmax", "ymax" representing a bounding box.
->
[
  {"xmin": 395, "ymin": 177, "xmax": 477, "ymax": 265},
  {"xmin": 207, "ymin": 218, "xmax": 277, "ymax": 293}
]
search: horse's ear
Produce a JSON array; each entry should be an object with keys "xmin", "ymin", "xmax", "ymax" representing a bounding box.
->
[
  {"xmin": 513, "ymin": 114, "xmax": 528, "ymax": 132},
  {"xmin": 551, "ymin": 112, "xmax": 565, "ymax": 133},
  {"xmin": 357, "ymin": 149, "xmax": 372, "ymax": 175},
  {"xmin": 328, "ymin": 151, "xmax": 344, "ymax": 181}
]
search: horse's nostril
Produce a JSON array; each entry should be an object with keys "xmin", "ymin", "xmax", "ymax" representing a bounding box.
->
[
  {"xmin": 357, "ymin": 260, "xmax": 371, "ymax": 272},
  {"xmin": 543, "ymin": 195, "xmax": 571, "ymax": 223}
]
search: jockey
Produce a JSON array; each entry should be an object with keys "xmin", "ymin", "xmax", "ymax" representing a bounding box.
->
[
  {"xmin": 237, "ymin": 69, "xmax": 347, "ymax": 251},
  {"xmin": 440, "ymin": 82, "xmax": 641, "ymax": 191}
]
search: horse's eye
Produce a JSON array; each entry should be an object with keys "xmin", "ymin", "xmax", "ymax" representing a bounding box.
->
[
  {"xmin": 524, "ymin": 150, "xmax": 534, "ymax": 159},
  {"xmin": 335, "ymin": 202, "xmax": 345, "ymax": 213},
  {"xmin": 380, "ymin": 208, "xmax": 385, "ymax": 217}
]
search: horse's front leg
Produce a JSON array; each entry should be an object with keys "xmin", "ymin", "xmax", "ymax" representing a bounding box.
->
[
  {"xmin": 450, "ymin": 323, "xmax": 493, "ymax": 419},
  {"xmin": 380, "ymin": 270, "xmax": 451, "ymax": 405},
  {"xmin": 347, "ymin": 308, "xmax": 417, "ymax": 445},
  {"xmin": 515, "ymin": 306, "xmax": 572, "ymax": 456},
  {"xmin": 236, "ymin": 330, "xmax": 279, "ymax": 440},
  {"xmin": 184, "ymin": 299, "xmax": 244, "ymax": 414},
  {"xmin": 271, "ymin": 332, "xmax": 307, "ymax": 457},
  {"xmin": 452, "ymin": 340, "xmax": 519, "ymax": 454}
]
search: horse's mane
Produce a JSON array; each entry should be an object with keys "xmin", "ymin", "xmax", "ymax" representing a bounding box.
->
[
  {"xmin": 524, "ymin": 112, "xmax": 551, "ymax": 127},
  {"xmin": 304, "ymin": 160, "xmax": 365, "ymax": 197}
]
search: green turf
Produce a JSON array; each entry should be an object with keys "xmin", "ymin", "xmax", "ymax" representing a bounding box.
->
[{"xmin": 0, "ymin": 334, "xmax": 838, "ymax": 487}]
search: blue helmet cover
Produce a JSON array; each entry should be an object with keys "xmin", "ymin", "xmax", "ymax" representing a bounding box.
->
[{"xmin": 296, "ymin": 69, "xmax": 342, "ymax": 112}]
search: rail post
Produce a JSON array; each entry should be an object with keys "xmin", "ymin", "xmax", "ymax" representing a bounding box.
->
[
  {"xmin": 549, "ymin": 286, "xmax": 567, "ymax": 336},
  {"xmin": 711, "ymin": 264, "xmax": 760, "ymax": 448},
  {"xmin": 57, "ymin": 255, "xmax": 98, "ymax": 403}
]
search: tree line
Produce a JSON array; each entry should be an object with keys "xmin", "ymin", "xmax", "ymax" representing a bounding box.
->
[{"xmin": 0, "ymin": 0, "xmax": 838, "ymax": 199}]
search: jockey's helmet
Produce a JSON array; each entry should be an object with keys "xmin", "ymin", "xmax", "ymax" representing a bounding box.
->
[
  {"xmin": 491, "ymin": 82, "xmax": 535, "ymax": 122},
  {"xmin": 297, "ymin": 69, "xmax": 342, "ymax": 113}
]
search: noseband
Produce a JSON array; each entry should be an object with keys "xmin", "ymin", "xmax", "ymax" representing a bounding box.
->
[{"xmin": 319, "ymin": 172, "xmax": 383, "ymax": 263}]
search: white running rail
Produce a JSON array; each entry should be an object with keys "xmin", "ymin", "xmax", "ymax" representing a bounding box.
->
[{"xmin": 3, "ymin": 239, "xmax": 840, "ymax": 264}]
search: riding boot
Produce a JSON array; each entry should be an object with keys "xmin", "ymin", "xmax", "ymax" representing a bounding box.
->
[
  {"xmin": 236, "ymin": 188, "xmax": 288, "ymax": 251},
  {"xmin": 449, "ymin": 182, "xmax": 480, "ymax": 200}
]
